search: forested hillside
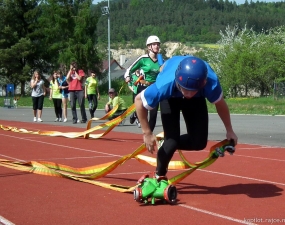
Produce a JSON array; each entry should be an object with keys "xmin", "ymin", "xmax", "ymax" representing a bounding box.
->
[
  {"xmin": 1, "ymin": 0, "xmax": 285, "ymax": 96},
  {"xmin": 94, "ymin": 0, "xmax": 285, "ymax": 47}
]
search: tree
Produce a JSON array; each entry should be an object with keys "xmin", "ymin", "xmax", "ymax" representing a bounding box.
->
[
  {"xmin": 39, "ymin": 0, "xmax": 102, "ymax": 74},
  {"xmin": 0, "ymin": 0, "xmax": 40, "ymax": 95},
  {"xmin": 206, "ymin": 25, "xmax": 285, "ymax": 97}
]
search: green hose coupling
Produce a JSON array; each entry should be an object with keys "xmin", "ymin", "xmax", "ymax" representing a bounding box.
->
[{"xmin": 133, "ymin": 174, "xmax": 177, "ymax": 205}]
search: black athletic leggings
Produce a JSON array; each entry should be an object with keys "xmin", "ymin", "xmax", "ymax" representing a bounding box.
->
[
  {"xmin": 137, "ymin": 84, "xmax": 158, "ymax": 132},
  {"xmin": 130, "ymin": 92, "xmax": 138, "ymax": 120},
  {"xmin": 156, "ymin": 97, "xmax": 209, "ymax": 176},
  {"xmin": 87, "ymin": 94, "xmax": 98, "ymax": 117},
  {"xmin": 32, "ymin": 95, "xmax": 45, "ymax": 110},
  {"xmin": 52, "ymin": 98, "xmax": 62, "ymax": 119}
]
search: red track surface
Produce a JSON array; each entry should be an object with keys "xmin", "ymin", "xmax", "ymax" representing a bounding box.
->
[{"xmin": 0, "ymin": 120, "xmax": 284, "ymax": 225}]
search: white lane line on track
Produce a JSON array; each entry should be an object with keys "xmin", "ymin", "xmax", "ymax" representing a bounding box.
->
[
  {"xmin": 0, "ymin": 154, "xmax": 24, "ymax": 161},
  {"xmin": 175, "ymin": 150, "xmax": 285, "ymax": 162},
  {"xmin": 234, "ymin": 154, "xmax": 285, "ymax": 162},
  {"xmin": 0, "ymin": 216, "xmax": 15, "ymax": 225},
  {"xmin": 178, "ymin": 205, "xmax": 256, "ymax": 225},
  {"xmin": 108, "ymin": 170, "xmax": 285, "ymax": 186},
  {"xmin": 200, "ymin": 169, "xmax": 285, "ymax": 186},
  {"xmin": 0, "ymin": 134, "xmax": 121, "ymax": 157}
]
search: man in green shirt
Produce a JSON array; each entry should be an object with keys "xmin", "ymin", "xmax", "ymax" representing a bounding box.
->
[
  {"xmin": 105, "ymin": 88, "xmax": 127, "ymax": 121},
  {"xmin": 124, "ymin": 35, "xmax": 162, "ymax": 131}
]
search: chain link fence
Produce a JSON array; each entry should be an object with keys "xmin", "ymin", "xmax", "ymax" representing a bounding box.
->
[{"xmin": 273, "ymin": 81, "xmax": 285, "ymax": 99}]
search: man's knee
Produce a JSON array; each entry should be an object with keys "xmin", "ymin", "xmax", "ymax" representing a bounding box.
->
[
  {"xmin": 192, "ymin": 141, "xmax": 207, "ymax": 150},
  {"xmin": 179, "ymin": 134, "xmax": 207, "ymax": 150},
  {"xmin": 161, "ymin": 138, "xmax": 179, "ymax": 153}
]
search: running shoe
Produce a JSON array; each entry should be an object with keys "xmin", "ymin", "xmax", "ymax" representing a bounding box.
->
[
  {"xmin": 136, "ymin": 119, "xmax": 141, "ymax": 128},
  {"xmin": 129, "ymin": 114, "xmax": 136, "ymax": 124},
  {"xmin": 63, "ymin": 118, "xmax": 67, "ymax": 123},
  {"xmin": 54, "ymin": 118, "xmax": 59, "ymax": 122},
  {"xmin": 37, "ymin": 118, "xmax": 43, "ymax": 122},
  {"xmin": 58, "ymin": 118, "xmax": 62, "ymax": 122},
  {"xmin": 33, "ymin": 117, "xmax": 37, "ymax": 122}
]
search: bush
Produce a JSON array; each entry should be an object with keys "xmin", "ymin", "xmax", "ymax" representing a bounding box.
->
[{"xmin": 98, "ymin": 78, "xmax": 131, "ymax": 95}]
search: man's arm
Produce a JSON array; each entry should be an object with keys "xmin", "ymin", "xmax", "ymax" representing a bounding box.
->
[
  {"xmin": 49, "ymin": 82, "xmax": 53, "ymax": 100},
  {"xmin": 84, "ymin": 85, "xmax": 87, "ymax": 97},
  {"xmin": 135, "ymin": 93, "xmax": 157, "ymax": 153},
  {"xmin": 215, "ymin": 97, "xmax": 238, "ymax": 145},
  {"xmin": 42, "ymin": 82, "xmax": 46, "ymax": 96},
  {"xmin": 66, "ymin": 70, "xmax": 72, "ymax": 84},
  {"xmin": 75, "ymin": 71, "xmax": 82, "ymax": 80},
  {"xmin": 96, "ymin": 86, "xmax": 100, "ymax": 100},
  {"xmin": 128, "ymin": 85, "xmax": 134, "ymax": 93}
]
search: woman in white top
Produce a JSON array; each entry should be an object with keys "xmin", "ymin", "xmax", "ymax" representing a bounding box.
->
[{"xmin": 30, "ymin": 70, "xmax": 46, "ymax": 122}]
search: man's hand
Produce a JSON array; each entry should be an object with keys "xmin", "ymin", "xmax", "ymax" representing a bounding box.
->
[
  {"xmin": 125, "ymin": 77, "xmax": 130, "ymax": 83},
  {"xmin": 226, "ymin": 130, "xmax": 238, "ymax": 146},
  {"xmin": 143, "ymin": 133, "xmax": 157, "ymax": 154}
]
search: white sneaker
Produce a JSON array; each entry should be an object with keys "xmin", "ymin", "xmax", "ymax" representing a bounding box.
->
[
  {"xmin": 63, "ymin": 118, "xmax": 67, "ymax": 123},
  {"xmin": 77, "ymin": 119, "xmax": 80, "ymax": 123},
  {"xmin": 135, "ymin": 119, "xmax": 141, "ymax": 128},
  {"xmin": 54, "ymin": 118, "xmax": 59, "ymax": 122},
  {"xmin": 33, "ymin": 117, "xmax": 37, "ymax": 122},
  {"xmin": 58, "ymin": 118, "xmax": 62, "ymax": 122},
  {"xmin": 37, "ymin": 118, "xmax": 43, "ymax": 122}
]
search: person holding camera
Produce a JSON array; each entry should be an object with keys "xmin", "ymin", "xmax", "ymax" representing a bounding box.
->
[{"xmin": 66, "ymin": 62, "xmax": 87, "ymax": 124}]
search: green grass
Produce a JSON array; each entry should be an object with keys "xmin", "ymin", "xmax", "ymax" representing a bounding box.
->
[
  {"xmin": 1, "ymin": 96, "xmax": 285, "ymax": 116},
  {"xmin": 0, "ymin": 95, "xmax": 134, "ymax": 110},
  {"xmin": 207, "ymin": 97, "xmax": 285, "ymax": 115}
]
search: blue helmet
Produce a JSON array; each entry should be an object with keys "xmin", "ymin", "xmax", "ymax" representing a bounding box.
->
[{"xmin": 175, "ymin": 57, "xmax": 208, "ymax": 91}]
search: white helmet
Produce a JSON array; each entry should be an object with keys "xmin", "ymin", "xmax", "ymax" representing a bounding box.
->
[{"xmin": 146, "ymin": 35, "xmax": 161, "ymax": 46}]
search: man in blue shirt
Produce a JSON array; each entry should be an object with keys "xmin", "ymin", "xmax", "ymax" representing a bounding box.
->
[{"xmin": 135, "ymin": 56, "xmax": 238, "ymax": 178}]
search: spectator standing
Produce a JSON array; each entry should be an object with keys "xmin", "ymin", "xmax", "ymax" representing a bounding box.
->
[
  {"xmin": 49, "ymin": 71, "xmax": 62, "ymax": 122},
  {"xmin": 57, "ymin": 70, "xmax": 69, "ymax": 122},
  {"xmin": 30, "ymin": 70, "xmax": 46, "ymax": 122},
  {"xmin": 85, "ymin": 71, "xmax": 100, "ymax": 118},
  {"xmin": 66, "ymin": 62, "xmax": 87, "ymax": 124}
]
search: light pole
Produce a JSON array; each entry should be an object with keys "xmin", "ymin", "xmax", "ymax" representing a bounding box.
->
[{"xmin": 101, "ymin": 1, "xmax": 111, "ymax": 91}]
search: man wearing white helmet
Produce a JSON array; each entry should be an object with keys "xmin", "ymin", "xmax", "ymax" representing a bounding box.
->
[{"xmin": 124, "ymin": 35, "xmax": 164, "ymax": 131}]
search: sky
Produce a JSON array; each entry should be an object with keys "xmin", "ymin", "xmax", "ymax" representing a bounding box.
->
[{"xmin": 92, "ymin": 0, "xmax": 284, "ymax": 4}]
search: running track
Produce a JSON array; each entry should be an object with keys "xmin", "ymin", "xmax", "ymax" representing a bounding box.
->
[{"xmin": 0, "ymin": 120, "xmax": 284, "ymax": 225}]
